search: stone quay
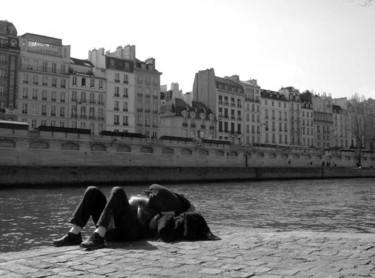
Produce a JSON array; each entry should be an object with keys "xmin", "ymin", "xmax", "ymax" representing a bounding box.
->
[{"xmin": 1, "ymin": 225, "xmax": 374, "ymax": 277}]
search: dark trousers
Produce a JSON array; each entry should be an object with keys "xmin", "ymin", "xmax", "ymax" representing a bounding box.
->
[{"xmin": 70, "ymin": 186, "xmax": 141, "ymax": 241}]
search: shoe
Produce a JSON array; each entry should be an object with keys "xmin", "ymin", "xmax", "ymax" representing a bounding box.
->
[
  {"xmin": 80, "ymin": 232, "xmax": 105, "ymax": 250},
  {"xmin": 53, "ymin": 232, "xmax": 82, "ymax": 247}
]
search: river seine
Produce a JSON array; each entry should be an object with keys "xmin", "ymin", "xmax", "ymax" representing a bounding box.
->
[{"xmin": 1, "ymin": 178, "xmax": 375, "ymax": 253}]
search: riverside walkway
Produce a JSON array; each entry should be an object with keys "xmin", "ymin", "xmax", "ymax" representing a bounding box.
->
[{"xmin": 1, "ymin": 225, "xmax": 375, "ymax": 278}]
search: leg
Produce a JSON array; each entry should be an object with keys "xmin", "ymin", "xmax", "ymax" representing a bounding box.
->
[
  {"xmin": 80, "ymin": 187, "xmax": 140, "ymax": 250},
  {"xmin": 53, "ymin": 186, "xmax": 107, "ymax": 247},
  {"xmin": 97, "ymin": 186, "xmax": 140, "ymax": 241},
  {"xmin": 70, "ymin": 186, "xmax": 107, "ymax": 228}
]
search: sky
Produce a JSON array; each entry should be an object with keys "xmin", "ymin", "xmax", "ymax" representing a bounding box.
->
[{"xmin": 3, "ymin": 0, "xmax": 375, "ymax": 99}]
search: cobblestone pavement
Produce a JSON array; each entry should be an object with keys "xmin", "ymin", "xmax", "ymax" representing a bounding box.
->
[{"xmin": 1, "ymin": 225, "xmax": 375, "ymax": 277}]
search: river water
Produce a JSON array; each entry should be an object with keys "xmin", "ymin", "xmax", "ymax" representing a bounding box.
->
[{"xmin": 1, "ymin": 178, "xmax": 375, "ymax": 253}]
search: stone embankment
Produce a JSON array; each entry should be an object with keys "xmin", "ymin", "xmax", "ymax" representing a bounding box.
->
[
  {"xmin": 1, "ymin": 225, "xmax": 375, "ymax": 277},
  {"xmin": 1, "ymin": 165, "xmax": 375, "ymax": 187}
]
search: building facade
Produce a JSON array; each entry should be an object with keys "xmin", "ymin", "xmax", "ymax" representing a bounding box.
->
[
  {"xmin": 0, "ymin": 20, "xmax": 20, "ymax": 120},
  {"xmin": 89, "ymin": 48, "xmax": 135, "ymax": 133},
  {"xmin": 193, "ymin": 69, "xmax": 244, "ymax": 143},
  {"xmin": 68, "ymin": 58, "xmax": 106, "ymax": 134},
  {"xmin": 279, "ymin": 87, "xmax": 302, "ymax": 146},
  {"xmin": 260, "ymin": 90, "xmax": 289, "ymax": 146},
  {"xmin": 242, "ymin": 79, "xmax": 261, "ymax": 145},
  {"xmin": 17, "ymin": 33, "xmax": 71, "ymax": 128},
  {"xmin": 313, "ymin": 94, "xmax": 333, "ymax": 149}
]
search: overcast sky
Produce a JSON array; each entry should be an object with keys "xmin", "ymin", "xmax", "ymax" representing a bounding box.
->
[{"xmin": 3, "ymin": 0, "xmax": 375, "ymax": 99}]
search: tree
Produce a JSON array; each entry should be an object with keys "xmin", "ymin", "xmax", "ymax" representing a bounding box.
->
[{"xmin": 348, "ymin": 94, "xmax": 375, "ymax": 167}]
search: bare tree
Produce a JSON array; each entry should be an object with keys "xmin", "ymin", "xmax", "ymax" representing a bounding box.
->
[{"xmin": 348, "ymin": 94, "xmax": 375, "ymax": 167}]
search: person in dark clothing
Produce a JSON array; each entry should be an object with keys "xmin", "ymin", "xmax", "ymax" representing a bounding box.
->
[
  {"xmin": 150, "ymin": 212, "xmax": 220, "ymax": 243},
  {"xmin": 53, "ymin": 186, "xmax": 157, "ymax": 250},
  {"xmin": 53, "ymin": 184, "xmax": 196, "ymax": 250},
  {"xmin": 145, "ymin": 184, "xmax": 195, "ymax": 215}
]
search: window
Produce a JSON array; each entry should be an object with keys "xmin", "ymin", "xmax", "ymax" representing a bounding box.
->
[
  {"xmin": 115, "ymin": 73, "xmax": 120, "ymax": 82},
  {"xmin": 52, "ymin": 78, "xmax": 57, "ymax": 87},
  {"xmin": 51, "ymin": 106, "xmax": 56, "ymax": 116},
  {"xmin": 72, "ymin": 76, "xmax": 77, "ymax": 86},
  {"xmin": 80, "ymin": 91, "xmax": 86, "ymax": 102},
  {"xmin": 51, "ymin": 91, "xmax": 56, "ymax": 102},
  {"xmin": 99, "ymin": 80, "xmax": 103, "ymax": 89},
  {"xmin": 22, "ymin": 88, "xmax": 28, "ymax": 99},
  {"xmin": 42, "ymin": 90, "xmax": 47, "ymax": 101},
  {"xmin": 43, "ymin": 76, "xmax": 48, "ymax": 86},
  {"xmin": 114, "ymin": 87, "xmax": 119, "ymax": 97},
  {"xmin": 81, "ymin": 77, "xmax": 86, "ymax": 87},
  {"xmin": 89, "ymin": 93, "xmax": 95, "ymax": 103},
  {"xmin": 0, "ymin": 54, "xmax": 6, "ymax": 64},
  {"xmin": 123, "ymin": 102, "xmax": 128, "ymax": 112},
  {"xmin": 123, "ymin": 88, "xmax": 128, "ymax": 98},
  {"xmin": 98, "ymin": 94, "xmax": 104, "ymax": 105},
  {"xmin": 52, "ymin": 63, "xmax": 57, "ymax": 73},
  {"xmin": 42, "ymin": 61, "xmax": 47, "ymax": 72},
  {"xmin": 114, "ymin": 115, "xmax": 119, "ymax": 125},
  {"xmin": 60, "ymin": 107, "xmax": 65, "ymax": 117},
  {"xmin": 22, "ymin": 103, "xmax": 28, "ymax": 114},
  {"xmin": 123, "ymin": 74, "xmax": 128, "ymax": 84},
  {"xmin": 23, "ymin": 73, "xmax": 29, "ymax": 83},
  {"xmin": 72, "ymin": 91, "xmax": 77, "ymax": 101},
  {"xmin": 61, "ymin": 65, "xmax": 66, "ymax": 74},
  {"xmin": 61, "ymin": 79, "xmax": 66, "ymax": 88},
  {"xmin": 90, "ymin": 79, "xmax": 95, "ymax": 88},
  {"xmin": 114, "ymin": 101, "xmax": 119, "ymax": 111},
  {"xmin": 60, "ymin": 92, "xmax": 65, "ymax": 103},
  {"xmin": 33, "ymin": 74, "xmax": 38, "ymax": 85},
  {"xmin": 32, "ymin": 89, "xmax": 38, "ymax": 100},
  {"xmin": 89, "ymin": 107, "xmax": 95, "ymax": 119},
  {"xmin": 80, "ymin": 106, "xmax": 86, "ymax": 118},
  {"xmin": 123, "ymin": 115, "xmax": 128, "ymax": 126},
  {"xmin": 0, "ymin": 85, "xmax": 4, "ymax": 96}
]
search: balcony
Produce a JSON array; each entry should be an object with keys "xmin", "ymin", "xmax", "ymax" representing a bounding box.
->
[
  {"xmin": 200, "ymin": 125, "xmax": 206, "ymax": 129},
  {"xmin": 114, "ymin": 122, "xmax": 119, "ymax": 126},
  {"xmin": 123, "ymin": 122, "xmax": 129, "ymax": 126},
  {"xmin": 190, "ymin": 123, "xmax": 196, "ymax": 128},
  {"xmin": 182, "ymin": 122, "xmax": 188, "ymax": 127},
  {"xmin": 89, "ymin": 115, "xmax": 96, "ymax": 120}
]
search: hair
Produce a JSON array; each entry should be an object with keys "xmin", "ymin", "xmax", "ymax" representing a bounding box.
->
[{"xmin": 129, "ymin": 195, "xmax": 157, "ymax": 227}]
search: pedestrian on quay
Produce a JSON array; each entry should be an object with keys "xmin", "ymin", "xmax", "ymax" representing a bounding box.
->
[{"xmin": 53, "ymin": 184, "xmax": 218, "ymax": 250}]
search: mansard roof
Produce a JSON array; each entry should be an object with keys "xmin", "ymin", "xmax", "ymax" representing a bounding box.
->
[
  {"xmin": 261, "ymin": 89, "xmax": 288, "ymax": 101},
  {"xmin": 161, "ymin": 98, "xmax": 214, "ymax": 118},
  {"xmin": 215, "ymin": 76, "xmax": 244, "ymax": 94},
  {"xmin": 70, "ymin": 57, "xmax": 94, "ymax": 67}
]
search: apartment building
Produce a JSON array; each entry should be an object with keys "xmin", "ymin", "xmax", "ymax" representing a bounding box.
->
[
  {"xmin": 313, "ymin": 94, "xmax": 333, "ymax": 149},
  {"xmin": 89, "ymin": 48, "xmax": 135, "ymax": 133},
  {"xmin": 0, "ymin": 20, "xmax": 20, "ymax": 120},
  {"xmin": 193, "ymin": 69, "xmax": 244, "ymax": 143},
  {"xmin": 134, "ymin": 56, "xmax": 161, "ymax": 138},
  {"xmin": 18, "ymin": 33, "xmax": 70, "ymax": 128},
  {"xmin": 279, "ymin": 87, "xmax": 302, "ymax": 146},
  {"xmin": 68, "ymin": 58, "xmax": 106, "ymax": 134},
  {"xmin": 260, "ymin": 90, "xmax": 289, "ymax": 146},
  {"xmin": 300, "ymin": 101, "xmax": 314, "ymax": 147}
]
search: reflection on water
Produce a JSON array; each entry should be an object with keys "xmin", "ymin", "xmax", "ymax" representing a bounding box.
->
[{"xmin": 1, "ymin": 178, "xmax": 375, "ymax": 252}]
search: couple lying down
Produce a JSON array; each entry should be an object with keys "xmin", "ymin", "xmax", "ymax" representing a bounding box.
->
[{"xmin": 53, "ymin": 184, "xmax": 220, "ymax": 250}]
